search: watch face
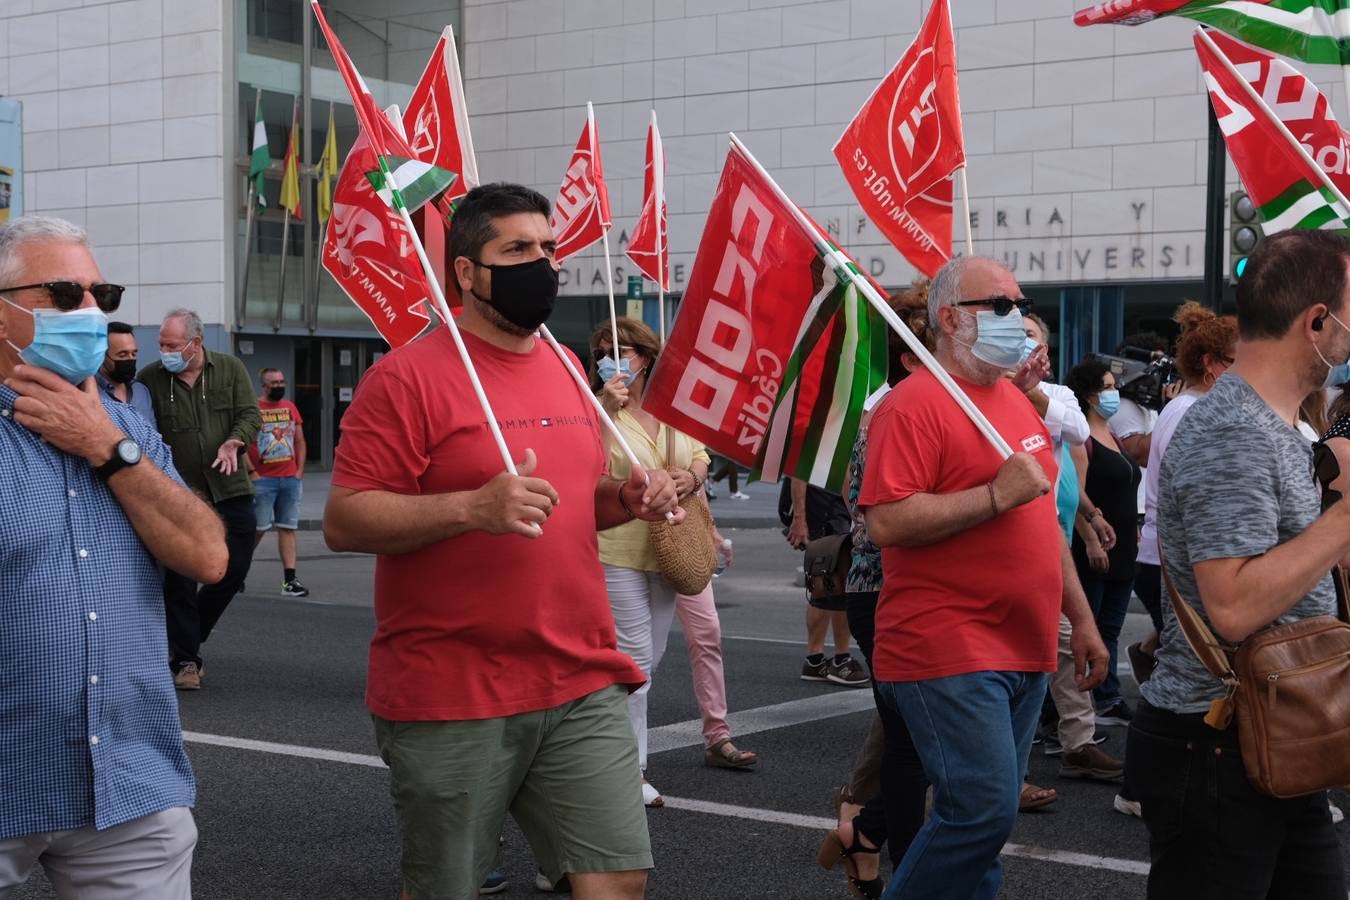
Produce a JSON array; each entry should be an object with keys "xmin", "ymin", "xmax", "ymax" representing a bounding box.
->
[{"xmin": 117, "ymin": 439, "xmax": 142, "ymax": 465}]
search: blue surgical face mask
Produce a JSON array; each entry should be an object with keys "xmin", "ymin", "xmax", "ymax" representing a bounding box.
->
[
  {"xmin": 956, "ymin": 308, "xmax": 1027, "ymax": 369},
  {"xmin": 3, "ymin": 299, "xmax": 108, "ymax": 384},
  {"xmin": 1313, "ymin": 313, "xmax": 1350, "ymax": 388},
  {"xmin": 161, "ymin": 346, "xmax": 194, "ymax": 374},
  {"xmin": 597, "ymin": 355, "xmax": 640, "ymax": 385},
  {"xmin": 1020, "ymin": 336, "xmax": 1040, "ymax": 365},
  {"xmin": 1094, "ymin": 389, "xmax": 1121, "ymax": 419}
]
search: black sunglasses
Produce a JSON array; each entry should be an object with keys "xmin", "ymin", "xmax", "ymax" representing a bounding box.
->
[
  {"xmin": 956, "ymin": 297, "xmax": 1033, "ymax": 317},
  {"xmin": 0, "ymin": 280, "xmax": 125, "ymax": 313}
]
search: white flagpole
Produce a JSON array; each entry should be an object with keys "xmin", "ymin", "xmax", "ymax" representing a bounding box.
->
[
  {"xmin": 538, "ymin": 325, "xmax": 645, "ymax": 470},
  {"xmin": 1342, "ymin": 66, "xmax": 1350, "ymax": 128},
  {"xmin": 588, "ymin": 101, "xmax": 622, "ymax": 370},
  {"xmin": 275, "ymin": 95, "xmax": 299, "ymax": 331},
  {"xmin": 238, "ymin": 87, "xmax": 262, "ymax": 323},
  {"xmin": 652, "ymin": 110, "xmax": 667, "ymax": 344},
  {"xmin": 958, "ymin": 167, "xmax": 975, "ymax": 256},
  {"xmin": 728, "ymin": 132, "xmax": 1013, "ymax": 459}
]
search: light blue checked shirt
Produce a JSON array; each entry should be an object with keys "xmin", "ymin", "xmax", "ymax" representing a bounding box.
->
[{"xmin": 0, "ymin": 384, "xmax": 195, "ymax": 839}]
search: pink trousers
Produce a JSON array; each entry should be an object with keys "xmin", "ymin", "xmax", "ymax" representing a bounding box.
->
[{"xmin": 675, "ymin": 583, "xmax": 731, "ymax": 749}]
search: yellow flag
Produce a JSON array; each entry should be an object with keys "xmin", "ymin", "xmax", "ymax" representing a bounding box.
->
[
  {"xmin": 279, "ymin": 113, "xmax": 302, "ymax": 220},
  {"xmin": 317, "ymin": 103, "xmax": 338, "ymax": 224}
]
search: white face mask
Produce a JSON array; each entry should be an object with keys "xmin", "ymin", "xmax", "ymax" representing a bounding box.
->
[{"xmin": 1313, "ymin": 312, "xmax": 1350, "ymax": 389}]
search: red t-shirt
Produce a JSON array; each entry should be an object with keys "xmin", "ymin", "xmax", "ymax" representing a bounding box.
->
[
  {"xmin": 331, "ymin": 327, "xmax": 645, "ymax": 721},
  {"xmin": 248, "ymin": 399, "xmax": 303, "ymax": 479},
  {"xmin": 858, "ymin": 368, "xmax": 1062, "ymax": 681}
]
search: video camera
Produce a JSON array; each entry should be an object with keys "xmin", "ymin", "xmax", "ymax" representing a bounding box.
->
[{"xmin": 1097, "ymin": 346, "xmax": 1179, "ymax": 412}]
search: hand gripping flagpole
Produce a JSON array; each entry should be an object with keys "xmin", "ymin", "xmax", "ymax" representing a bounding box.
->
[
  {"xmin": 310, "ymin": 2, "xmax": 518, "ymax": 480},
  {"xmin": 727, "ymin": 132, "xmax": 1013, "ymax": 460}
]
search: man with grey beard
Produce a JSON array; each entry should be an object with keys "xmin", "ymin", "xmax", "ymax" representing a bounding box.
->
[{"xmin": 859, "ymin": 256, "xmax": 1108, "ymax": 899}]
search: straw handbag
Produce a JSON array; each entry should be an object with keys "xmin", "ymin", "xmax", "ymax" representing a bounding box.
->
[{"xmin": 649, "ymin": 488, "xmax": 717, "ymax": 595}]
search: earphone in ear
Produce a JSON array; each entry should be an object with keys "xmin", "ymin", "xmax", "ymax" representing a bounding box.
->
[{"xmin": 1313, "ymin": 315, "xmax": 1326, "ymax": 331}]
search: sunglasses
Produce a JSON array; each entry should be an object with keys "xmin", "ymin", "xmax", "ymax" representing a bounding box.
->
[
  {"xmin": 0, "ymin": 280, "xmax": 125, "ymax": 313},
  {"xmin": 956, "ymin": 297, "xmax": 1033, "ymax": 317}
]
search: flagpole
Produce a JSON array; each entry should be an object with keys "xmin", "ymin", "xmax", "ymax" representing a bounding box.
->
[
  {"xmin": 238, "ymin": 87, "xmax": 262, "ymax": 324},
  {"xmin": 1199, "ymin": 28, "xmax": 1350, "ymax": 213},
  {"xmin": 728, "ymin": 132, "xmax": 1013, "ymax": 459},
  {"xmin": 275, "ymin": 95, "xmax": 299, "ymax": 331},
  {"xmin": 1342, "ymin": 66, "xmax": 1350, "ymax": 131},
  {"xmin": 312, "ymin": 99, "xmax": 334, "ymax": 332},
  {"xmin": 537, "ymin": 325, "xmax": 647, "ymax": 471},
  {"xmin": 602, "ymin": 229, "xmax": 622, "ymax": 368},
  {"xmin": 958, "ymin": 166, "xmax": 975, "ymax": 256},
  {"xmin": 310, "ymin": 1, "xmax": 520, "ymax": 481}
]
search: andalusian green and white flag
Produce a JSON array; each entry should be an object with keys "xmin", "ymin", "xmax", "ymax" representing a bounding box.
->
[
  {"xmin": 364, "ymin": 155, "xmax": 457, "ymax": 214},
  {"xmin": 249, "ymin": 102, "xmax": 270, "ymax": 207},
  {"xmin": 1196, "ymin": 27, "xmax": 1350, "ymax": 234},
  {"xmin": 752, "ymin": 258, "xmax": 889, "ymax": 491},
  {"xmin": 1077, "ymin": 1, "xmax": 1350, "ymax": 65}
]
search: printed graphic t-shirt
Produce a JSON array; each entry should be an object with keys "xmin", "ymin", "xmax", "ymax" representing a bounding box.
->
[
  {"xmin": 331, "ymin": 327, "xmax": 645, "ymax": 721},
  {"xmin": 249, "ymin": 399, "xmax": 303, "ymax": 479},
  {"xmin": 859, "ymin": 368, "xmax": 1064, "ymax": 681}
]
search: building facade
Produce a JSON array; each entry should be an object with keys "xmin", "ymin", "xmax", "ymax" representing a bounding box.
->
[{"xmin": 2, "ymin": 0, "xmax": 1339, "ymax": 465}]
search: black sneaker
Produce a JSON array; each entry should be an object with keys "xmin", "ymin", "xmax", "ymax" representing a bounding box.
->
[
  {"xmin": 1095, "ymin": 701, "xmax": 1134, "ymax": 727},
  {"xmin": 826, "ymin": 654, "xmax": 870, "ymax": 687},
  {"xmin": 800, "ymin": 656, "xmax": 830, "ymax": 682},
  {"xmin": 281, "ymin": 578, "xmax": 310, "ymax": 598}
]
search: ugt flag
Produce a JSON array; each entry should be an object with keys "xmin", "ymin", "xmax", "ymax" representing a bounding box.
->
[
  {"xmin": 1195, "ymin": 27, "xmax": 1350, "ymax": 234},
  {"xmin": 404, "ymin": 26, "xmax": 479, "ymax": 207},
  {"xmin": 626, "ymin": 110, "xmax": 669, "ymax": 290},
  {"xmin": 322, "ymin": 128, "xmax": 437, "ymax": 348},
  {"xmin": 643, "ymin": 143, "xmax": 888, "ymax": 493},
  {"xmin": 834, "ymin": 0, "xmax": 964, "ymax": 278},
  {"xmin": 552, "ymin": 102, "xmax": 612, "ymax": 262},
  {"xmin": 1076, "ymin": 1, "xmax": 1350, "ymax": 65}
]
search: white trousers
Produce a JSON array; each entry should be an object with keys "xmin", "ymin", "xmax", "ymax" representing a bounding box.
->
[
  {"xmin": 0, "ymin": 806, "xmax": 196, "ymax": 900},
  {"xmin": 604, "ymin": 565, "xmax": 678, "ymax": 772}
]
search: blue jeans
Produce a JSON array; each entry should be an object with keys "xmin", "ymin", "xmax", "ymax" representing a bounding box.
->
[
  {"xmin": 253, "ymin": 476, "xmax": 302, "ymax": 531},
  {"xmin": 1082, "ymin": 576, "xmax": 1133, "ymax": 709},
  {"xmin": 877, "ymin": 670, "xmax": 1048, "ymax": 900}
]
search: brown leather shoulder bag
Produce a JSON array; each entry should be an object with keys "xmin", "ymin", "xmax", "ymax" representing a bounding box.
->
[{"xmin": 1163, "ymin": 559, "xmax": 1350, "ymax": 798}]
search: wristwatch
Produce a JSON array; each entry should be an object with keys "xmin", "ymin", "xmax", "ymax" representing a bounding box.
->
[{"xmin": 94, "ymin": 438, "xmax": 143, "ymax": 480}]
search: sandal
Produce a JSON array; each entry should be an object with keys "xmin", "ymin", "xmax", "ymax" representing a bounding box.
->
[
  {"xmin": 1019, "ymin": 781, "xmax": 1057, "ymax": 811},
  {"xmin": 704, "ymin": 738, "xmax": 758, "ymax": 769},
  {"xmin": 816, "ymin": 815, "xmax": 885, "ymax": 900}
]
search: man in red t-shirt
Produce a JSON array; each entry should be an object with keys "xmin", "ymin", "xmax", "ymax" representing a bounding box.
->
[
  {"xmin": 323, "ymin": 184, "xmax": 680, "ymax": 900},
  {"xmin": 247, "ymin": 368, "xmax": 308, "ymax": 597},
  {"xmin": 859, "ymin": 256, "xmax": 1107, "ymax": 900}
]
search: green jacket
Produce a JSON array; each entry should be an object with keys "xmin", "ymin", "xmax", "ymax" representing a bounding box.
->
[{"xmin": 138, "ymin": 350, "xmax": 261, "ymax": 503}]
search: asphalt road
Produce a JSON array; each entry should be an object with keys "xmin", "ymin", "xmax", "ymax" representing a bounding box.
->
[{"xmin": 14, "ymin": 527, "xmax": 1350, "ymax": 899}]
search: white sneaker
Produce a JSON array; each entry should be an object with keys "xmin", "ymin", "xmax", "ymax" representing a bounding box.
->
[
  {"xmin": 1113, "ymin": 794, "xmax": 1142, "ymax": 818},
  {"xmin": 1331, "ymin": 802, "xmax": 1344, "ymax": 824},
  {"xmin": 730, "ymin": 491, "xmax": 750, "ymax": 500},
  {"xmin": 641, "ymin": 778, "xmax": 663, "ymax": 808}
]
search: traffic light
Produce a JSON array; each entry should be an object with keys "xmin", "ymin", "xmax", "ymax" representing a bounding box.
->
[{"xmin": 1230, "ymin": 190, "xmax": 1262, "ymax": 281}]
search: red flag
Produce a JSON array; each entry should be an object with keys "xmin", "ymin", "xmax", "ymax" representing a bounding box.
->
[
  {"xmin": 833, "ymin": 0, "xmax": 963, "ymax": 278},
  {"xmin": 1074, "ymin": 0, "xmax": 1270, "ymax": 27},
  {"xmin": 626, "ymin": 111, "xmax": 668, "ymax": 290},
  {"xmin": 322, "ymin": 131, "xmax": 434, "ymax": 348},
  {"xmin": 643, "ymin": 143, "xmax": 839, "ymax": 467},
  {"xmin": 404, "ymin": 26, "xmax": 478, "ymax": 206},
  {"xmin": 551, "ymin": 102, "xmax": 612, "ymax": 262},
  {"xmin": 403, "ymin": 25, "xmax": 480, "ymax": 306},
  {"xmin": 1194, "ymin": 27, "xmax": 1350, "ymax": 234}
]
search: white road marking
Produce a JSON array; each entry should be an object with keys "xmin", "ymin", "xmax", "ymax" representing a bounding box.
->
[
  {"xmin": 661, "ymin": 796, "xmax": 1149, "ymax": 876},
  {"xmin": 183, "ymin": 691, "xmax": 1155, "ymax": 881},
  {"xmin": 648, "ymin": 691, "xmax": 875, "ymax": 754}
]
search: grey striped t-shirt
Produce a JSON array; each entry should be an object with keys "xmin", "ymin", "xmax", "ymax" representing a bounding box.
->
[{"xmin": 1140, "ymin": 373, "xmax": 1337, "ymax": 714}]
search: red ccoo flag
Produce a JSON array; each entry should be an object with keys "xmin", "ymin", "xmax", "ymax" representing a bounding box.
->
[
  {"xmin": 833, "ymin": 0, "xmax": 964, "ymax": 278},
  {"xmin": 626, "ymin": 110, "xmax": 668, "ymax": 291},
  {"xmin": 552, "ymin": 102, "xmax": 612, "ymax": 262}
]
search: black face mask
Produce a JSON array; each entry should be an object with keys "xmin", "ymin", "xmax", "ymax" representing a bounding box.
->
[
  {"xmin": 468, "ymin": 257, "xmax": 559, "ymax": 332},
  {"xmin": 108, "ymin": 358, "xmax": 137, "ymax": 384},
  {"xmin": 266, "ymin": 387, "xmax": 285, "ymax": 402}
]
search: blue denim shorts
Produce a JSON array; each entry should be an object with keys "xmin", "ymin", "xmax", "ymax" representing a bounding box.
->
[{"xmin": 253, "ymin": 476, "xmax": 302, "ymax": 531}]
